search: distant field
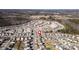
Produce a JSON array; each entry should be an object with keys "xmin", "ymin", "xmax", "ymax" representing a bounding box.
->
[
  {"xmin": 58, "ymin": 23, "xmax": 79, "ymax": 34},
  {"xmin": 68, "ymin": 19, "xmax": 79, "ymax": 24},
  {"xmin": 0, "ymin": 14, "xmax": 30, "ymax": 27}
]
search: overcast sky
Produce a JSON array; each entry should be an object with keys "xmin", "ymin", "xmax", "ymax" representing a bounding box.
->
[{"xmin": 0, "ymin": 0, "xmax": 79, "ymax": 9}]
